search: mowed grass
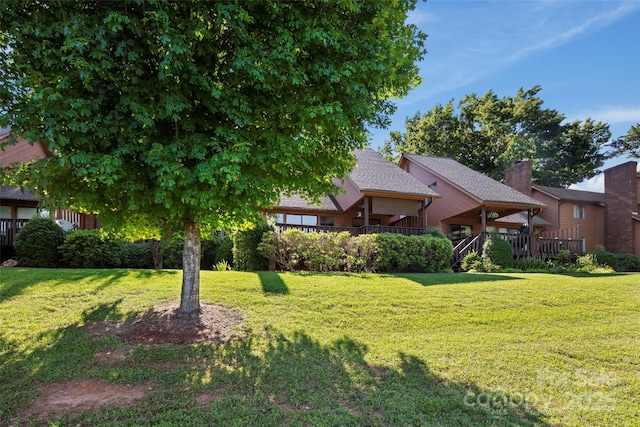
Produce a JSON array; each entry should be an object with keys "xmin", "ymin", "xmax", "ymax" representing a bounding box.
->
[{"xmin": 0, "ymin": 269, "xmax": 638, "ymax": 426}]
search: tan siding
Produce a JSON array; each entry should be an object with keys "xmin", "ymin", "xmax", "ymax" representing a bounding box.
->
[
  {"xmin": 532, "ymin": 190, "xmax": 560, "ymax": 229},
  {"xmin": 332, "ymin": 177, "xmax": 362, "ymax": 212},
  {"xmin": 557, "ymin": 202, "xmax": 605, "ymax": 253}
]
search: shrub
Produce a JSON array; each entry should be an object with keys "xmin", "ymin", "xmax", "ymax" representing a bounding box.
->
[
  {"xmin": 423, "ymin": 227, "xmax": 447, "ymax": 239},
  {"xmin": 461, "ymin": 251, "xmax": 482, "ymax": 272},
  {"xmin": 345, "ymin": 234, "xmax": 377, "ymax": 272},
  {"xmin": 233, "ymin": 218, "xmax": 274, "ymax": 271},
  {"xmin": 214, "ymin": 235, "xmax": 234, "ymax": 265},
  {"xmin": 482, "ymin": 232, "xmax": 513, "ymax": 268},
  {"xmin": 161, "ymin": 233, "xmax": 185, "ymax": 269},
  {"xmin": 616, "ymin": 253, "xmax": 640, "ymax": 272},
  {"xmin": 573, "ymin": 253, "xmax": 610, "ymax": 273},
  {"xmin": 514, "ymin": 257, "xmax": 548, "ymax": 272},
  {"xmin": 14, "ymin": 216, "xmax": 65, "ymax": 267},
  {"xmin": 592, "ymin": 246, "xmax": 618, "ymax": 270},
  {"xmin": 259, "ymin": 229, "xmax": 307, "ymax": 271},
  {"xmin": 60, "ymin": 229, "xmax": 123, "ymax": 268},
  {"xmin": 120, "ymin": 243, "xmax": 154, "ymax": 269}
]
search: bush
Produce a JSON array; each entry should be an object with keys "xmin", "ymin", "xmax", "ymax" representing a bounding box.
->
[
  {"xmin": 261, "ymin": 231, "xmax": 452, "ymax": 273},
  {"xmin": 60, "ymin": 229, "xmax": 123, "ymax": 268},
  {"xmin": 120, "ymin": 243, "xmax": 154, "ymax": 269},
  {"xmin": 214, "ymin": 235, "xmax": 233, "ymax": 265},
  {"xmin": 233, "ymin": 218, "xmax": 274, "ymax": 271},
  {"xmin": 573, "ymin": 253, "xmax": 614, "ymax": 273},
  {"xmin": 14, "ymin": 216, "xmax": 65, "ymax": 267},
  {"xmin": 514, "ymin": 257, "xmax": 548, "ymax": 272},
  {"xmin": 482, "ymin": 232, "xmax": 513, "ymax": 268},
  {"xmin": 161, "ymin": 232, "xmax": 233, "ymax": 270},
  {"xmin": 592, "ymin": 246, "xmax": 618, "ymax": 270},
  {"xmin": 616, "ymin": 253, "xmax": 640, "ymax": 272},
  {"xmin": 461, "ymin": 251, "xmax": 482, "ymax": 272}
]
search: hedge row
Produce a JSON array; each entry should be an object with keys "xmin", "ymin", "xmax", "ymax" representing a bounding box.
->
[
  {"xmin": 12, "ymin": 217, "xmax": 234, "ymax": 269},
  {"xmin": 259, "ymin": 229, "xmax": 453, "ymax": 273}
]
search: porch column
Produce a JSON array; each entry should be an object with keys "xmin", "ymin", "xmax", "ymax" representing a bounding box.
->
[
  {"xmin": 527, "ymin": 209, "xmax": 533, "ymax": 232},
  {"xmin": 421, "ymin": 200, "xmax": 427, "ymax": 230},
  {"xmin": 481, "ymin": 206, "xmax": 486, "ymax": 233},
  {"xmin": 364, "ymin": 196, "xmax": 370, "ymax": 227}
]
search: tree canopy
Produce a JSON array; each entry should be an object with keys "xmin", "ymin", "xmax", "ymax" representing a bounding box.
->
[
  {"xmin": 607, "ymin": 123, "xmax": 640, "ymax": 159},
  {"xmin": 0, "ymin": 0, "xmax": 426, "ymax": 315},
  {"xmin": 383, "ymin": 86, "xmax": 611, "ymax": 188}
]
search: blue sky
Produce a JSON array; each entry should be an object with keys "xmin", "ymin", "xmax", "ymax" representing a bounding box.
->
[{"xmin": 368, "ymin": 0, "xmax": 640, "ymax": 192}]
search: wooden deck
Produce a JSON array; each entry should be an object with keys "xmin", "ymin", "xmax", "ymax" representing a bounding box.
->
[{"xmin": 0, "ymin": 219, "xmax": 29, "ymax": 246}]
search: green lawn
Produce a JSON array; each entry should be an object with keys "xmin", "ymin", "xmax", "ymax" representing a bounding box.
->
[{"xmin": 1, "ymin": 269, "xmax": 638, "ymax": 426}]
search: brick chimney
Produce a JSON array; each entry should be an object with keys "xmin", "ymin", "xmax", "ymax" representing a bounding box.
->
[
  {"xmin": 604, "ymin": 161, "xmax": 638, "ymax": 254},
  {"xmin": 504, "ymin": 160, "xmax": 533, "ymax": 196}
]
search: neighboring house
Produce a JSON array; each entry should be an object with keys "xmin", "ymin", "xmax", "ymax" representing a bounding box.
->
[
  {"xmin": 398, "ymin": 154, "xmax": 547, "ymax": 238},
  {"xmin": 0, "ymin": 129, "xmax": 99, "ymax": 247},
  {"xmin": 505, "ymin": 160, "xmax": 640, "ymax": 256},
  {"xmin": 269, "ymin": 149, "xmax": 440, "ymax": 235}
]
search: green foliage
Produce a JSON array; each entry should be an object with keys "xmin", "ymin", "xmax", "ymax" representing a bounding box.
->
[
  {"xmin": 261, "ymin": 231, "xmax": 452, "ymax": 273},
  {"xmin": 573, "ymin": 254, "xmax": 614, "ymax": 274},
  {"xmin": 615, "ymin": 253, "xmax": 640, "ymax": 272},
  {"xmin": 214, "ymin": 260, "xmax": 232, "ymax": 271},
  {"xmin": 422, "ymin": 227, "xmax": 447, "ymax": 239},
  {"xmin": 161, "ymin": 233, "xmax": 230, "ymax": 270},
  {"xmin": 233, "ymin": 218, "xmax": 274, "ymax": 271},
  {"xmin": 608, "ymin": 123, "xmax": 640, "ymax": 158},
  {"xmin": 514, "ymin": 257, "xmax": 548, "ymax": 272},
  {"xmin": 14, "ymin": 216, "xmax": 65, "ymax": 267},
  {"xmin": 214, "ymin": 235, "xmax": 234, "ymax": 265},
  {"xmin": 591, "ymin": 246, "xmax": 618, "ymax": 270},
  {"xmin": 387, "ymin": 86, "xmax": 610, "ymax": 186},
  {"xmin": 1, "ymin": 0, "xmax": 426, "ymax": 234},
  {"xmin": 460, "ymin": 251, "xmax": 482, "ymax": 272},
  {"xmin": 120, "ymin": 243, "xmax": 154, "ymax": 269},
  {"xmin": 482, "ymin": 232, "xmax": 513, "ymax": 268},
  {"xmin": 60, "ymin": 229, "xmax": 123, "ymax": 268}
]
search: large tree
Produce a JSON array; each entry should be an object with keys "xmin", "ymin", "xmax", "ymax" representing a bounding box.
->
[
  {"xmin": 607, "ymin": 123, "xmax": 640, "ymax": 158},
  {"xmin": 384, "ymin": 86, "xmax": 611, "ymax": 187},
  {"xmin": 0, "ymin": 0, "xmax": 426, "ymax": 316}
]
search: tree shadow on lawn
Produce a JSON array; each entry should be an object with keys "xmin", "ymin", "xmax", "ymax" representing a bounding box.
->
[
  {"xmin": 2, "ymin": 303, "xmax": 550, "ymax": 426},
  {"xmin": 257, "ymin": 271, "xmax": 289, "ymax": 294},
  {"xmin": 0, "ymin": 268, "xmax": 177, "ymax": 303},
  {"xmin": 396, "ymin": 272, "xmax": 522, "ymax": 287}
]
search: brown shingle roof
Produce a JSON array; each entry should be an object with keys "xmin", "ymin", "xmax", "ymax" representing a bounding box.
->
[
  {"xmin": 404, "ymin": 155, "xmax": 545, "ymax": 207},
  {"xmin": 275, "ymin": 194, "xmax": 342, "ymax": 212},
  {"xmin": 533, "ymin": 185, "xmax": 604, "ymax": 204},
  {"xmin": 350, "ymin": 149, "xmax": 439, "ymax": 198},
  {"xmin": 0, "ymin": 185, "xmax": 39, "ymax": 202}
]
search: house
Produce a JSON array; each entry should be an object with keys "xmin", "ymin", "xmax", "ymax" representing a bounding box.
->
[
  {"xmin": 0, "ymin": 129, "xmax": 99, "ymax": 247},
  {"xmin": 398, "ymin": 154, "xmax": 547, "ymax": 238},
  {"xmin": 505, "ymin": 160, "xmax": 640, "ymax": 257},
  {"xmin": 269, "ymin": 149, "xmax": 440, "ymax": 235}
]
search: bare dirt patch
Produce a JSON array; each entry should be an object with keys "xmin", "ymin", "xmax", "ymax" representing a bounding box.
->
[
  {"xmin": 21, "ymin": 303, "xmax": 245, "ymax": 421},
  {"xmin": 22, "ymin": 380, "xmax": 149, "ymax": 419},
  {"xmin": 87, "ymin": 302, "xmax": 246, "ymax": 345}
]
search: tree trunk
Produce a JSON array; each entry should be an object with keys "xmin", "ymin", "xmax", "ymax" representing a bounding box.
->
[
  {"xmin": 149, "ymin": 239, "xmax": 163, "ymax": 269},
  {"xmin": 177, "ymin": 220, "xmax": 201, "ymax": 317}
]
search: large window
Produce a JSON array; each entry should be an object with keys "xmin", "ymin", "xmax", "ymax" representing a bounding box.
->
[
  {"xmin": 573, "ymin": 204, "xmax": 585, "ymax": 219},
  {"xmin": 16, "ymin": 207, "xmax": 37, "ymax": 219},
  {"xmin": 286, "ymin": 214, "xmax": 317, "ymax": 226},
  {"xmin": 320, "ymin": 216, "xmax": 334, "ymax": 226},
  {"xmin": 0, "ymin": 206, "xmax": 11, "ymax": 218}
]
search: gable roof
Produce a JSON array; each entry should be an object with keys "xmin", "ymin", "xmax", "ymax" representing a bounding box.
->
[
  {"xmin": 533, "ymin": 185, "xmax": 604, "ymax": 204},
  {"xmin": 403, "ymin": 154, "xmax": 545, "ymax": 208},
  {"xmin": 0, "ymin": 185, "xmax": 39, "ymax": 202},
  {"xmin": 349, "ymin": 149, "xmax": 439, "ymax": 198},
  {"xmin": 275, "ymin": 194, "xmax": 342, "ymax": 212}
]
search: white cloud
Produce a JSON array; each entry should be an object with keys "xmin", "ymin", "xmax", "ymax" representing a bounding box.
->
[
  {"xmin": 570, "ymin": 173, "xmax": 604, "ymax": 193},
  {"xmin": 571, "ymin": 107, "xmax": 640, "ymax": 124}
]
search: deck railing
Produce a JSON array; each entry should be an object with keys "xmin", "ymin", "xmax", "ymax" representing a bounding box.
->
[
  {"xmin": 0, "ymin": 219, "xmax": 30, "ymax": 246},
  {"xmin": 275, "ymin": 223, "xmax": 425, "ymax": 236}
]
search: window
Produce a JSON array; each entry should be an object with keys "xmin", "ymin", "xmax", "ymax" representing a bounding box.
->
[
  {"xmin": 320, "ymin": 216, "xmax": 334, "ymax": 226},
  {"xmin": 274, "ymin": 213, "xmax": 284, "ymax": 224},
  {"xmin": 428, "ymin": 182, "xmax": 437, "ymax": 192},
  {"xmin": 286, "ymin": 214, "xmax": 317, "ymax": 226},
  {"xmin": 0, "ymin": 206, "xmax": 11, "ymax": 218},
  {"xmin": 573, "ymin": 204, "xmax": 585, "ymax": 219},
  {"xmin": 448, "ymin": 224, "xmax": 472, "ymax": 239},
  {"xmin": 16, "ymin": 207, "xmax": 37, "ymax": 219}
]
